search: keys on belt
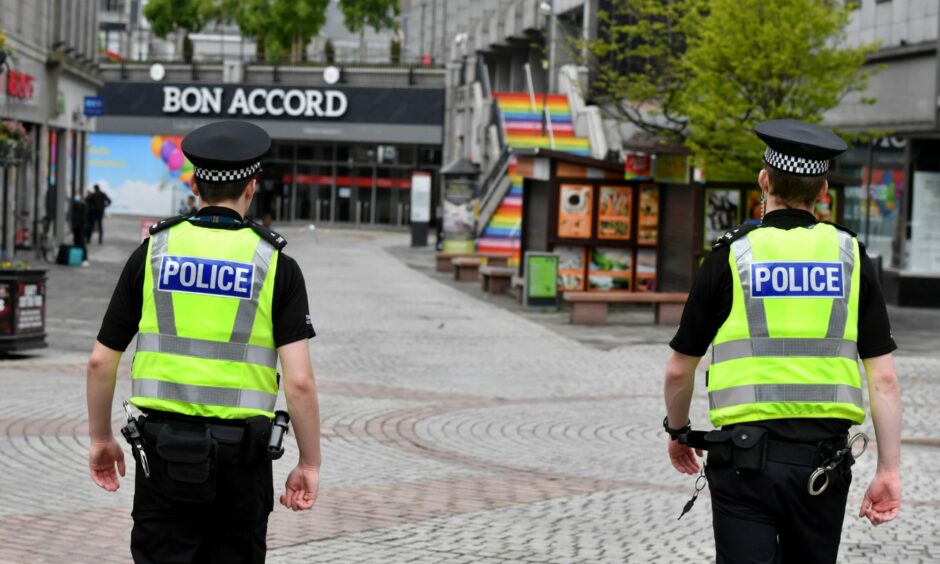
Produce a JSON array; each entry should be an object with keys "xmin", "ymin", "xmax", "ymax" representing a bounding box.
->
[{"xmin": 120, "ymin": 400, "xmax": 150, "ymax": 479}]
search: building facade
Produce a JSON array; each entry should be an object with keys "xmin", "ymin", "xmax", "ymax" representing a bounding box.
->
[{"xmin": 0, "ymin": 0, "xmax": 102, "ymax": 258}]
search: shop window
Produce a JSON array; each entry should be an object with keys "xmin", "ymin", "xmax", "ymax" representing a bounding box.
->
[{"xmin": 418, "ymin": 146, "xmax": 442, "ymax": 167}]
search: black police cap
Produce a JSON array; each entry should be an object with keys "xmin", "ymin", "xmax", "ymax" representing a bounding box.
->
[
  {"xmin": 754, "ymin": 119, "xmax": 847, "ymax": 177},
  {"xmin": 181, "ymin": 121, "xmax": 271, "ymax": 184}
]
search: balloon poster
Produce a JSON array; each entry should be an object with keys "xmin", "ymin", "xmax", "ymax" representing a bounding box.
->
[{"xmin": 86, "ymin": 133, "xmax": 194, "ymax": 216}]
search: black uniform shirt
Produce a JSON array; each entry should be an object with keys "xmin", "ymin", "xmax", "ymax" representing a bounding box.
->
[
  {"xmin": 97, "ymin": 206, "xmax": 316, "ymax": 351},
  {"xmin": 670, "ymin": 209, "xmax": 897, "ymax": 442}
]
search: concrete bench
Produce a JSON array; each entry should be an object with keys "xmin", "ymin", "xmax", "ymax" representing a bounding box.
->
[
  {"xmin": 480, "ymin": 265, "xmax": 516, "ymax": 295},
  {"xmin": 511, "ymin": 275, "xmax": 525, "ymax": 303},
  {"xmin": 435, "ymin": 252, "xmax": 511, "ymax": 273},
  {"xmin": 563, "ymin": 291, "xmax": 687, "ymax": 326},
  {"xmin": 453, "ymin": 257, "xmax": 484, "ymax": 282}
]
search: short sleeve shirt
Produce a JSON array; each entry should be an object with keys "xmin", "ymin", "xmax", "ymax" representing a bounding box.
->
[
  {"xmin": 97, "ymin": 206, "xmax": 315, "ymax": 351},
  {"xmin": 669, "ymin": 209, "xmax": 897, "ymax": 442}
]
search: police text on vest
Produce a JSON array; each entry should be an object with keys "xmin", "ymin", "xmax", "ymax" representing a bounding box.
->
[
  {"xmin": 750, "ymin": 262, "xmax": 844, "ymax": 298},
  {"xmin": 158, "ymin": 255, "xmax": 255, "ymax": 299}
]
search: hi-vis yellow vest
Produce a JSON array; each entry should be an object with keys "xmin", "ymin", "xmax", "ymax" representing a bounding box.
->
[
  {"xmin": 131, "ymin": 220, "xmax": 279, "ymax": 419},
  {"xmin": 708, "ymin": 223, "xmax": 865, "ymax": 427}
]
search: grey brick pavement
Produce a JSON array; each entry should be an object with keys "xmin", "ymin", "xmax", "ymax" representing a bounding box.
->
[{"xmin": 0, "ymin": 216, "xmax": 935, "ymax": 563}]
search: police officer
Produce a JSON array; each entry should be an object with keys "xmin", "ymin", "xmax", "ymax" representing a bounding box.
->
[
  {"xmin": 663, "ymin": 120, "xmax": 902, "ymax": 563},
  {"xmin": 86, "ymin": 121, "xmax": 321, "ymax": 563}
]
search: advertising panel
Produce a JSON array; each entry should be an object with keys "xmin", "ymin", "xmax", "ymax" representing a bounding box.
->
[
  {"xmin": 638, "ymin": 185, "xmax": 660, "ymax": 245},
  {"xmin": 910, "ymin": 171, "xmax": 940, "ymax": 273},
  {"xmin": 442, "ymin": 179, "xmax": 476, "ymax": 253},
  {"xmin": 588, "ymin": 247, "xmax": 633, "ymax": 292},
  {"xmin": 635, "ymin": 249, "xmax": 657, "ymax": 292},
  {"xmin": 86, "ymin": 133, "xmax": 194, "ymax": 216},
  {"xmin": 524, "ymin": 253, "xmax": 559, "ymax": 307},
  {"xmin": 597, "ymin": 186, "xmax": 632, "ymax": 240},
  {"xmin": 704, "ymin": 189, "xmax": 741, "ymax": 249},
  {"xmin": 554, "ymin": 246, "xmax": 586, "ymax": 291},
  {"xmin": 558, "ymin": 184, "xmax": 593, "ymax": 239}
]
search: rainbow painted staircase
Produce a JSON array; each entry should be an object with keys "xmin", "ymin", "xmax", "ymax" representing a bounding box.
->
[
  {"xmin": 496, "ymin": 93, "xmax": 591, "ymax": 156},
  {"xmin": 477, "ymin": 93, "xmax": 592, "ymax": 260}
]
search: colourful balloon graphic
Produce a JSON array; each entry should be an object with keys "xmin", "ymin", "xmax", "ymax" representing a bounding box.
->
[
  {"xmin": 179, "ymin": 170, "xmax": 194, "ymax": 183},
  {"xmin": 150, "ymin": 135, "xmax": 164, "ymax": 158},
  {"xmin": 168, "ymin": 149, "xmax": 185, "ymax": 171},
  {"xmin": 160, "ymin": 140, "xmax": 176, "ymax": 162}
]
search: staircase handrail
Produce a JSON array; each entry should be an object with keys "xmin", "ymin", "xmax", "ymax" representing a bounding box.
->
[
  {"xmin": 544, "ymin": 106, "xmax": 556, "ymax": 150},
  {"xmin": 479, "ymin": 144, "xmax": 513, "ymax": 203}
]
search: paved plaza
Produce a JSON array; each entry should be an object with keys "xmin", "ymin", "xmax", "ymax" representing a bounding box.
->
[{"xmin": 0, "ymin": 216, "xmax": 937, "ymax": 563}]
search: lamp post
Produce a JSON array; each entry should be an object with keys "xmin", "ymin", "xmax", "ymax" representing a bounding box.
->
[{"xmin": 539, "ymin": 1, "xmax": 556, "ymax": 93}]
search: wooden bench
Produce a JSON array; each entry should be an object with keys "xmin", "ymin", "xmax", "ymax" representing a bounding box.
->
[
  {"xmin": 453, "ymin": 257, "xmax": 484, "ymax": 282},
  {"xmin": 480, "ymin": 265, "xmax": 516, "ymax": 295},
  {"xmin": 435, "ymin": 252, "xmax": 511, "ymax": 273},
  {"xmin": 564, "ymin": 292, "xmax": 688, "ymax": 326}
]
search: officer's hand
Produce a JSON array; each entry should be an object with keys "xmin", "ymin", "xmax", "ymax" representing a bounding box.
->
[
  {"xmin": 668, "ymin": 438, "xmax": 703, "ymax": 475},
  {"xmin": 89, "ymin": 438, "xmax": 125, "ymax": 492},
  {"xmin": 859, "ymin": 470, "xmax": 900, "ymax": 526},
  {"xmin": 281, "ymin": 463, "xmax": 319, "ymax": 511}
]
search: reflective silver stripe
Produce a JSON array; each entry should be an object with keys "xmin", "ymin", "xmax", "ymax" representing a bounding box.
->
[
  {"xmin": 731, "ymin": 237, "xmax": 768, "ymax": 338},
  {"xmin": 713, "ymin": 338, "xmax": 858, "ymax": 363},
  {"xmin": 150, "ymin": 230, "xmax": 177, "ymax": 336},
  {"xmin": 132, "ymin": 378, "xmax": 277, "ymax": 412},
  {"xmin": 826, "ymin": 230, "xmax": 855, "ymax": 339},
  {"xmin": 709, "ymin": 383, "xmax": 863, "ymax": 411},
  {"xmin": 231, "ymin": 239, "xmax": 276, "ymax": 344},
  {"xmin": 136, "ymin": 333, "xmax": 277, "ymax": 368}
]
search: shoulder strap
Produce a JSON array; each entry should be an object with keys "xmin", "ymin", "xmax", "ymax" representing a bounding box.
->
[
  {"xmin": 711, "ymin": 222, "xmax": 762, "ymax": 250},
  {"xmin": 148, "ymin": 215, "xmax": 189, "ymax": 235},
  {"xmin": 246, "ymin": 220, "xmax": 287, "ymax": 250},
  {"xmin": 820, "ymin": 221, "xmax": 858, "ymax": 238}
]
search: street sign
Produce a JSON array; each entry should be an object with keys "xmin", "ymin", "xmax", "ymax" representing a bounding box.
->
[{"xmin": 83, "ymin": 96, "xmax": 105, "ymax": 116}]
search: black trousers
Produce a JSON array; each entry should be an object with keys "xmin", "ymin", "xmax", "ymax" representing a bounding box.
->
[
  {"xmin": 131, "ymin": 420, "xmax": 274, "ymax": 564},
  {"xmin": 706, "ymin": 460, "xmax": 852, "ymax": 564}
]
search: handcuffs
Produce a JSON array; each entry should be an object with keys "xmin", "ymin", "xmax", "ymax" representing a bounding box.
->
[
  {"xmin": 807, "ymin": 432, "xmax": 869, "ymax": 496},
  {"xmin": 120, "ymin": 400, "xmax": 151, "ymax": 479}
]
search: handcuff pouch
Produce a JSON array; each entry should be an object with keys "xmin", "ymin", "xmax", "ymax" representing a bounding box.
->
[
  {"xmin": 153, "ymin": 422, "xmax": 217, "ymax": 502},
  {"xmin": 731, "ymin": 425, "xmax": 767, "ymax": 475},
  {"xmin": 704, "ymin": 429, "xmax": 733, "ymax": 468}
]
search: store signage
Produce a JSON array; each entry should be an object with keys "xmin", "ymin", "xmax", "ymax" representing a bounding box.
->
[
  {"xmin": 6, "ymin": 70, "xmax": 34, "ymax": 100},
  {"xmin": 84, "ymin": 96, "xmax": 105, "ymax": 116},
  {"xmin": 161, "ymin": 86, "xmax": 348, "ymax": 118}
]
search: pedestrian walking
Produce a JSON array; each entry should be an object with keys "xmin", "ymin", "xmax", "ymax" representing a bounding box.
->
[
  {"xmin": 85, "ymin": 184, "xmax": 112, "ymax": 244},
  {"xmin": 85, "ymin": 120, "xmax": 321, "ymax": 563},
  {"xmin": 663, "ymin": 120, "xmax": 902, "ymax": 563},
  {"xmin": 70, "ymin": 194, "xmax": 90, "ymax": 266}
]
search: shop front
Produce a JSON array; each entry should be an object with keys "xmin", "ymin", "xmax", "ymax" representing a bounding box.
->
[{"xmin": 90, "ymin": 82, "xmax": 444, "ymax": 225}]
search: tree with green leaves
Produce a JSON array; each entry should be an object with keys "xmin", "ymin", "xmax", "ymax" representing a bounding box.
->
[
  {"xmin": 681, "ymin": 0, "xmax": 875, "ymax": 179},
  {"xmin": 143, "ymin": 0, "xmax": 217, "ymax": 62},
  {"xmin": 338, "ymin": 0, "xmax": 401, "ymax": 62},
  {"xmin": 223, "ymin": 0, "xmax": 329, "ymax": 62},
  {"xmin": 577, "ymin": 0, "xmax": 707, "ymax": 141},
  {"xmin": 578, "ymin": 0, "xmax": 874, "ymax": 180}
]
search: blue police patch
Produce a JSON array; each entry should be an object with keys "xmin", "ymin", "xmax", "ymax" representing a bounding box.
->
[
  {"xmin": 750, "ymin": 261, "xmax": 844, "ymax": 298},
  {"xmin": 158, "ymin": 255, "xmax": 255, "ymax": 299}
]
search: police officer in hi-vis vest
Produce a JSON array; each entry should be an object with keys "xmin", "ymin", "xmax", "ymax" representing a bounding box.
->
[
  {"xmin": 663, "ymin": 120, "xmax": 902, "ymax": 563},
  {"xmin": 86, "ymin": 121, "xmax": 321, "ymax": 563}
]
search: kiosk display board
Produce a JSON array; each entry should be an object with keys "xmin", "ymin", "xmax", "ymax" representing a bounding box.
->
[
  {"xmin": 524, "ymin": 252, "xmax": 560, "ymax": 307},
  {"xmin": 598, "ymin": 186, "xmax": 633, "ymax": 240},
  {"xmin": 910, "ymin": 171, "xmax": 940, "ymax": 273},
  {"xmin": 704, "ymin": 189, "xmax": 741, "ymax": 249},
  {"xmin": 635, "ymin": 249, "xmax": 657, "ymax": 292},
  {"xmin": 638, "ymin": 185, "xmax": 660, "ymax": 245},
  {"xmin": 588, "ymin": 247, "xmax": 633, "ymax": 292},
  {"xmin": 442, "ymin": 179, "xmax": 477, "ymax": 253},
  {"xmin": 554, "ymin": 246, "xmax": 586, "ymax": 291},
  {"xmin": 558, "ymin": 184, "xmax": 593, "ymax": 238}
]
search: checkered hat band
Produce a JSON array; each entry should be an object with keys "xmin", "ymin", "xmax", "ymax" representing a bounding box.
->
[
  {"xmin": 194, "ymin": 161, "xmax": 261, "ymax": 183},
  {"xmin": 764, "ymin": 147, "xmax": 828, "ymax": 176}
]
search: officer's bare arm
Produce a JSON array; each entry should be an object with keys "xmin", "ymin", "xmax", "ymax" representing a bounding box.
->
[
  {"xmin": 279, "ymin": 340, "xmax": 321, "ymax": 468},
  {"xmin": 86, "ymin": 341, "xmax": 126, "ymax": 491},
  {"xmin": 87, "ymin": 342, "xmax": 123, "ymax": 443},
  {"xmin": 860, "ymin": 353, "xmax": 902, "ymax": 525},
  {"xmin": 664, "ymin": 351, "xmax": 701, "ymax": 429},
  {"xmin": 664, "ymin": 351, "xmax": 704, "ymax": 474}
]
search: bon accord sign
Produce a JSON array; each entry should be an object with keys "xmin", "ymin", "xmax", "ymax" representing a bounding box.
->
[{"xmin": 100, "ymin": 82, "xmax": 443, "ymax": 125}]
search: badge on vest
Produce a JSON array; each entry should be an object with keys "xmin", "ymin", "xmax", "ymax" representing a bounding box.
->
[
  {"xmin": 750, "ymin": 262, "xmax": 844, "ymax": 298},
  {"xmin": 158, "ymin": 255, "xmax": 255, "ymax": 299}
]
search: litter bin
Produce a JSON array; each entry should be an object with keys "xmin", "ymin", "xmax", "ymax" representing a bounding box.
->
[{"xmin": 0, "ymin": 269, "xmax": 47, "ymax": 353}]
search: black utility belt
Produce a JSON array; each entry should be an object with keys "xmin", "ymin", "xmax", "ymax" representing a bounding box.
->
[{"xmin": 682, "ymin": 426, "xmax": 847, "ymax": 475}]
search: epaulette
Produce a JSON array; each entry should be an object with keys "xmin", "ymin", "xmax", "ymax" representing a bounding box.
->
[
  {"xmin": 247, "ymin": 220, "xmax": 288, "ymax": 250},
  {"xmin": 820, "ymin": 221, "xmax": 857, "ymax": 238},
  {"xmin": 711, "ymin": 222, "xmax": 762, "ymax": 250},
  {"xmin": 149, "ymin": 215, "xmax": 189, "ymax": 235}
]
